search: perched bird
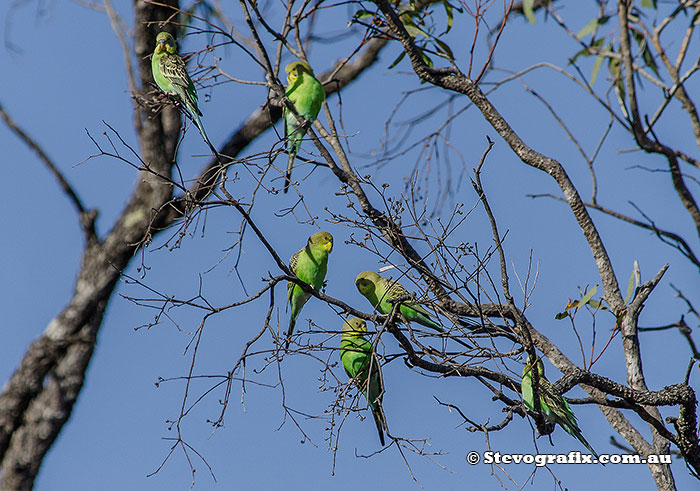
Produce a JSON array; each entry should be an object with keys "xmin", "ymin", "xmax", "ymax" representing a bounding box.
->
[
  {"xmin": 283, "ymin": 61, "xmax": 325, "ymax": 193},
  {"xmin": 522, "ymin": 354, "xmax": 599, "ymax": 458},
  {"xmin": 151, "ymin": 31, "xmax": 213, "ymax": 149},
  {"xmin": 355, "ymin": 271, "xmax": 444, "ymax": 333},
  {"xmin": 340, "ymin": 317, "xmax": 387, "ymax": 446},
  {"xmin": 286, "ymin": 231, "xmax": 334, "ymax": 348}
]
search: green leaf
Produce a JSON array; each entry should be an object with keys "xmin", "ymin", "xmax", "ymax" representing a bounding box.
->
[
  {"xmin": 442, "ymin": 0, "xmax": 454, "ymax": 34},
  {"xmin": 577, "ymin": 15, "xmax": 610, "ymax": 40},
  {"xmin": 421, "ymin": 50, "xmax": 434, "ymax": 68},
  {"xmin": 523, "ymin": 0, "xmax": 536, "ymax": 24},
  {"xmin": 570, "ymin": 46, "xmax": 589, "ymax": 64},
  {"xmin": 590, "ymin": 43, "xmax": 611, "ymax": 86},
  {"xmin": 586, "ymin": 299, "xmax": 609, "ymax": 311},
  {"xmin": 577, "ymin": 18, "xmax": 598, "ymax": 39},
  {"xmin": 434, "ymin": 38, "xmax": 454, "ymax": 60},
  {"xmin": 353, "ymin": 9, "xmax": 375, "ymax": 21},
  {"xmin": 590, "ymin": 53, "xmax": 604, "ymax": 85},
  {"xmin": 631, "ymin": 28, "xmax": 660, "ymax": 78},
  {"xmin": 405, "ymin": 24, "xmax": 429, "ymax": 39},
  {"xmin": 570, "ymin": 38, "xmax": 604, "ymax": 64},
  {"xmin": 388, "ymin": 50, "xmax": 406, "ymax": 69},
  {"xmin": 624, "ymin": 269, "xmax": 635, "ymax": 304},
  {"xmin": 608, "ymin": 54, "xmax": 626, "ymax": 100},
  {"xmin": 575, "ymin": 284, "xmax": 599, "ymax": 312},
  {"xmin": 348, "ymin": 9, "xmax": 375, "ymax": 27},
  {"xmin": 555, "ymin": 311, "xmax": 569, "ymax": 320},
  {"xmin": 641, "ymin": 43, "xmax": 660, "ymax": 78},
  {"xmin": 400, "ymin": 11, "xmax": 421, "ymax": 23}
]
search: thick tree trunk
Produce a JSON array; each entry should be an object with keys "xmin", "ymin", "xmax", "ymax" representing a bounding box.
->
[
  {"xmin": 0, "ymin": 2, "xmax": 179, "ymax": 489},
  {"xmin": 0, "ymin": 3, "xmax": 387, "ymax": 486}
]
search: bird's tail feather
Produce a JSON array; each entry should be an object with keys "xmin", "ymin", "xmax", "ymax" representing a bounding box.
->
[
  {"xmin": 191, "ymin": 110, "xmax": 213, "ymax": 150},
  {"xmin": 284, "ymin": 317, "xmax": 296, "ymax": 350},
  {"xmin": 371, "ymin": 405, "xmax": 386, "ymax": 446},
  {"xmin": 573, "ymin": 429, "xmax": 600, "ymax": 460},
  {"xmin": 179, "ymin": 104, "xmax": 224, "ymax": 168},
  {"xmin": 283, "ymin": 148, "xmax": 297, "ymax": 194},
  {"xmin": 417, "ymin": 313, "xmax": 444, "ymax": 333}
]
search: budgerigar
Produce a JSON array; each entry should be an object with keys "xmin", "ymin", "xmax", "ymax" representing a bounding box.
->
[
  {"xmin": 522, "ymin": 354, "xmax": 599, "ymax": 458},
  {"xmin": 286, "ymin": 231, "xmax": 334, "ymax": 348},
  {"xmin": 340, "ymin": 317, "xmax": 387, "ymax": 445},
  {"xmin": 283, "ymin": 61, "xmax": 325, "ymax": 193},
  {"xmin": 151, "ymin": 31, "xmax": 213, "ymax": 149},
  {"xmin": 355, "ymin": 271, "xmax": 444, "ymax": 333}
]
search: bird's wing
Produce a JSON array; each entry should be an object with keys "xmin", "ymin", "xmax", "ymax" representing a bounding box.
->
[
  {"xmin": 160, "ymin": 54, "xmax": 200, "ymax": 115},
  {"xmin": 287, "ymin": 249, "xmax": 302, "ymax": 303},
  {"xmin": 384, "ymin": 279, "xmax": 434, "ymax": 316}
]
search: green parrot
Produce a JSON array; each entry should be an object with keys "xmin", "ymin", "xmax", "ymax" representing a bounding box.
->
[
  {"xmin": 285, "ymin": 231, "xmax": 334, "ymax": 348},
  {"xmin": 151, "ymin": 31, "xmax": 213, "ymax": 149},
  {"xmin": 355, "ymin": 271, "xmax": 444, "ymax": 333},
  {"xmin": 283, "ymin": 61, "xmax": 326, "ymax": 193},
  {"xmin": 340, "ymin": 317, "xmax": 387, "ymax": 446},
  {"xmin": 522, "ymin": 354, "xmax": 599, "ymax": 458}
]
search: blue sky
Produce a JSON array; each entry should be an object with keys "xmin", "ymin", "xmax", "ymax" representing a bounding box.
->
[{"xmin": 2, "ymin": 1, "xmax": 698, "ymax": 489}]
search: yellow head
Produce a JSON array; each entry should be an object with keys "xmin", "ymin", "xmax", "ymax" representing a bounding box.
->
[
  {"xmin": 523, "ymin": 354, "xmax": 545, "ymax": 377},
  {"xmin": 355, "ymin": 271, "xmax": 380, "ymax": 296},
  {"xmin": 286, "ymin": 61, "xmax": 314, "ymax": 85},
  {"xmin": 155, "ymin": 31, "xmax": 177, "ymax": 55},
  {"xmin": 308, "ymin": 231, "xmax": 333, "ymax": 253},
  {"xmin": 342, "ymin": 317, "xmax": 367, "ymax": 336}
]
